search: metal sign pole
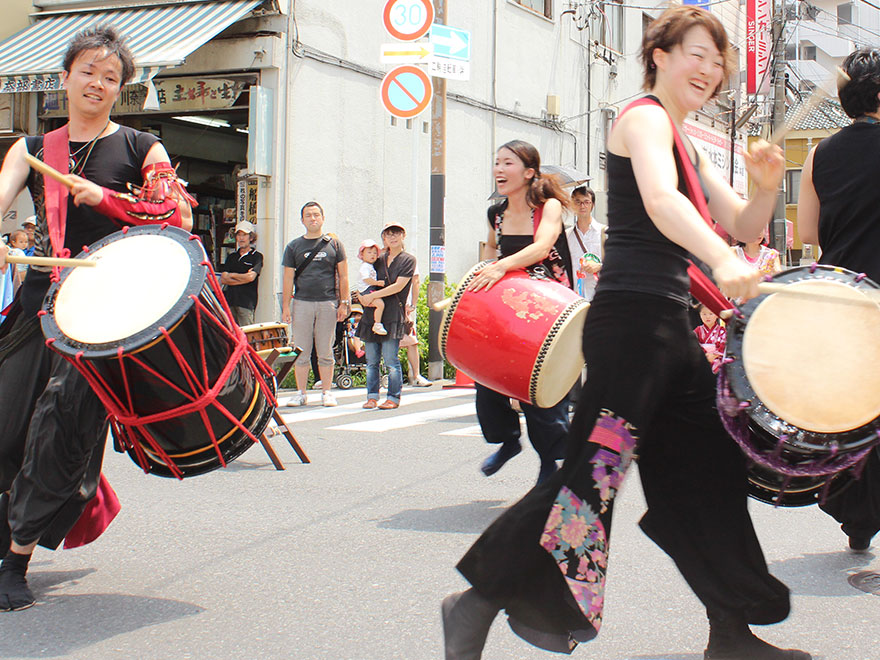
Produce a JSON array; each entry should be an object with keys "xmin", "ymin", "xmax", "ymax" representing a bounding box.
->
[{"xmin": 427, "ymin": 0, "xmax": 447, "ymax": 381}]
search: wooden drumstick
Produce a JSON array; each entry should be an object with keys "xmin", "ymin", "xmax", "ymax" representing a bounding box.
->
[
  {"xmin": 757, "ymin": 281, "xmax": 880, "ymax": 302},
  {"xmin": 24, "ymin": 154, "xmax": 75, "ymax": 190},
  {"xmin": 6, "ymin": 254, "xmax": 97, "ymax": 268},
  {"xmin": 432, "ymin": 297, "xmax": 454, "ymax": 311},
  {"xmin": 769, "ymin": 68, "xmax": 850, "ymax": 147}
]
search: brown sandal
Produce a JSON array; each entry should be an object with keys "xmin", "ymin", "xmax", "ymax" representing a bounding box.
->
[
  {"xmin": 377, "ymin": 400, "xmax": 399, "ymax": 410},
  {"xmin": 362, "ymin": 399, "xmax": 378, "ymax": 409}
]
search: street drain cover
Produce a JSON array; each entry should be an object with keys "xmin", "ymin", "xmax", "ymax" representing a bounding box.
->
[{"xmin": 848, "ymin": 571, "xmax": 880, "ymax": 595}]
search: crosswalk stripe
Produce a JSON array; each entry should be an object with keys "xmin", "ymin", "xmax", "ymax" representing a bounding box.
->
[
  {"xmin": 439, "ymin": 424, "xmax": 484, "ymax": 437},
  {"xmin": 277, "ymin": 387, "xmax": 474, "ymax": 424},
  {"xmin": 327, "ymin": 403, "xmax": 476, "ymax": 432}
]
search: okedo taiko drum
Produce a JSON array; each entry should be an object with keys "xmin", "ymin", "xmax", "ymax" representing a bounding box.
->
[
  {"xmin": 440, "ymin": 262, "xmax": 589, "ymax": 407},
  {"xmin": 719, "ymin": 265, "xmax": 880, "ymax": 506},
  {"xmin": 40, "ymin": 224, "xmax": 277, "ymax": 479}
]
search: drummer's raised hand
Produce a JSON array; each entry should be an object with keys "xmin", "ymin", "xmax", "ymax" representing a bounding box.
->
[
  {"xmin": 744, "ymin": 139, "xmax": 784, "ymax": 192},
  {"xmin": 712, "ymin": 256, "xmax": 760, "ymax": 302},
  {"xmin": 467, "ymin": 261, "xmax": 506, "ymax": 292},
  {"xmin": 67, "ymin": 174, "xmax": 103, "ymax": 207}
]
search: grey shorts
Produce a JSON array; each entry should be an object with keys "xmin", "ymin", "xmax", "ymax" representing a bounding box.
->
[{"xmin": 291, "ymin": 299, "xmax": 337, "ymax": 367}]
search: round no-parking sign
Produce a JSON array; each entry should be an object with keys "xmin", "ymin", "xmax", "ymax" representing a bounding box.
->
[
  {"xmin": 383, "ymin": 0, "xmax": 434, "ymax": 41},
  {"xmin": 380, "ymin": 65, "xmax": 433, "ymax": 119}
]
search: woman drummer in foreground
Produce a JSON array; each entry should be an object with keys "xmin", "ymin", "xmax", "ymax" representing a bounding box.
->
[
  {"xmin": 442, "ymin": 7, "xmax": 811, "ymax": 660},
  {"xmin": 466, "ymin": 140, "xmax": 574, "ymax": 486}
]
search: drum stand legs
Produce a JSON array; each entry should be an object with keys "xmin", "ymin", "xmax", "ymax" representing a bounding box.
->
[
  {"xmin": 260, "ymin": 413, "xmax": 310, "ymax": 468},
  {"xmin": 259, "ymin": 348, "xmax": 310, "ymax": 469}
]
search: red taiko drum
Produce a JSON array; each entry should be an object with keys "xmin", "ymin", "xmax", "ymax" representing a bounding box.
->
[{"xmin": 440, "ymin": 262, "xmax": 589, "ymax": 407}]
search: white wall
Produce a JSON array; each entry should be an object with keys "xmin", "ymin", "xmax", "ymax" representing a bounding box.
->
[{"xmin": 283, "ymin": 0, "xmax": 651, "ymax": 293}]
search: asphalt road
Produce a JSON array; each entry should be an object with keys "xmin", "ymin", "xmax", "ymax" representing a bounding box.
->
[{"xmin": 0, "ymin": 384, "xmax": 876, "ymax": 659}]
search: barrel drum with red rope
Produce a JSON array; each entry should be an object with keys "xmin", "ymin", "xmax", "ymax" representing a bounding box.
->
[{"xmin": 40, "ymin": 224, "xmax": 276, "ymax": 479}]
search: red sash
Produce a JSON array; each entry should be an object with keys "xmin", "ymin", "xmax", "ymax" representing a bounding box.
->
[
  {"xmin": 42, "ymin": 125, "xmax": 72, "ymax": 279},
  {"xmin": 617, "ymin": 98, "xmax": 732, "ymax": 316}
]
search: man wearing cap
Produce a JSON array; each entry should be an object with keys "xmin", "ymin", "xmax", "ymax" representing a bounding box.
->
[{"xmin": 220, "ymin": 220, "xmax": 263, "ymax": 326}]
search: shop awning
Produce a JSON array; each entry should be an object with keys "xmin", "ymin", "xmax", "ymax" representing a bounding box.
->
[{"xmin": 0, "ymin": 0, "xmax": 263, "ymax": 93}]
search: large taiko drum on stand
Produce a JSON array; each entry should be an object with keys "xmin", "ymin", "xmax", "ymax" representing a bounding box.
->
[
  {"xmin": 440, "ymin": 262, "xmax": 589, "ymax": 407},
  {"xmin": 719, "ymin": 265, "xmax": 880, "ymax": 506},
  {"xmin": 40, "ymin": 224, "xmax": 277, "ymax": 479}
]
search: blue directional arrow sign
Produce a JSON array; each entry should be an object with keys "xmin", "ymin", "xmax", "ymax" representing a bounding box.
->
[{"xmin": 430, "ymin": 24, "xmax": 470, "ymax": 62}]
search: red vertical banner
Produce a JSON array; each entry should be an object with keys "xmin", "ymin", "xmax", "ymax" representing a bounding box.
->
[{"xmin": 747, "ymin": 0, "xmax": 772, "ymax": 95}]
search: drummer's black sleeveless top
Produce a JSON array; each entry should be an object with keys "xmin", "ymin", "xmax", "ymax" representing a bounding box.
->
[
  {"xmin": 812, "ymin": 120, "xmax": 880, "ymax": 283},
  {"xmin": 598, "ymin": 104, "xmax": 709, "ymax": 306},
  {"xmin": 19, "ymin": 126, "xmax": 160, "ymax": 316}
]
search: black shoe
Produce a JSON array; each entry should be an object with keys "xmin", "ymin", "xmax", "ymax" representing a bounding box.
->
[
  {"xmin": 441, "ymin": 589, "xmax": 498, "ymax": 660},
  {"xmin": 0, "ymin": 567, "xmax": 35, "ymax": 612},
  {"xmin": 705, "ymin": 613, "xmax": 811, "ymax": 660},
  {"xmin": 848, "ymin": 534, "xmax": 872, "ymax": 553},
  {"xmin": 480, "ymin": 442, "xmax": 522, "ymax": 477}
]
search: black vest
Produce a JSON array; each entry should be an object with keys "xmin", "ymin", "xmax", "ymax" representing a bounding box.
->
[{"xmin": 813, "ymin": 121, "xmax": 880, "ymax": 283}]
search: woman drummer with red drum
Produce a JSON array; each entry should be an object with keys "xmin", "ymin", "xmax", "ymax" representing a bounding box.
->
[
  {"xmin": 443, "ymin": 7, "xmax": 812, "ymax": 660},
  {"xmin": 466, "ymin": 139, "xmax": 574, "ymax": 487}
]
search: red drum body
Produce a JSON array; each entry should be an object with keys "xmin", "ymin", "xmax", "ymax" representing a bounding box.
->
[
  {"xmin": 440, "ymin": 262, "xmax": 589, "ymax": 407},
  {"xmin": 40, "ymin": 225, "xmax": 277, "ymax": 479}
]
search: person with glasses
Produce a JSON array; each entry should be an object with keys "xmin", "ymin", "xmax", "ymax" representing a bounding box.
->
[{"xmin": 566, "ymin": 186, "xmax": 606, "ymax": 301}]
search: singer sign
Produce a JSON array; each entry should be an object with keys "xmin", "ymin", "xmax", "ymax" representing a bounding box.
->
[{"xmin": 747, "ymin": 0, "xmax": 772, "ymax": 94}]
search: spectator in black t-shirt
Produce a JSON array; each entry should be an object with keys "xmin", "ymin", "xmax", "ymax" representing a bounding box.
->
[
  {"xmin": 281, "ymin": 202, "xmax": 350, "ymax": 407},
  {"xmin": 220, "ymin": 220, "xmax": 263, "ymax": 326}
]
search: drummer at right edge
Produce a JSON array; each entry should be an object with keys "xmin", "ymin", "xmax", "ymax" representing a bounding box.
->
[{"xmin": 798, "ymin": 47, "xmax": 880, "ymax": 554}]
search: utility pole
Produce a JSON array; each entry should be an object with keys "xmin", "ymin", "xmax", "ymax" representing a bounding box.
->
[
  {"xmin": 771, "ymin": 0, "xmax": 787, "ymax": 264},
  {"xmin": 427, "ymin": 0, "xmax": 447, "ymax": 381}
]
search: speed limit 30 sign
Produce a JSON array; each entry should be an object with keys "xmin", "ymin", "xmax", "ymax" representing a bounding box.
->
[{"xmin": 383, "ymin": 0, "xmax": 435, "ymax": 41}]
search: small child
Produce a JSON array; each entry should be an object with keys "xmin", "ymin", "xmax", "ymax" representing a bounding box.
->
[
  {"xmin": 357, "ymin": 239, "xmax": 387, "ymax": 335},
  {"xmin": 7, "ymin": 229, "xmax": 28, "ymax": 287},
  {"xmin": 346, "ymin": 306, "xmax": 366, "ymax": 358},
  {"xmin": 694, "ymin": 304, "xmax": 726, "ymax": 374}
]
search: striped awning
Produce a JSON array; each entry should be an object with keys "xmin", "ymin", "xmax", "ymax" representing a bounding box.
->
[{"xmin": 0, "ymin": 0, "xmax": 263, "ymax": 93}]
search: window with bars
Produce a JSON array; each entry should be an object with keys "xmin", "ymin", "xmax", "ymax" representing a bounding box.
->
[
  {"xmin": 785, "ymin": 169, "xmax": 801, "ymax": 205},
  {"xmin": 514, "ymin": 0, "xmax": 552, "ymax": 19},
  {"xmin": 594, "ymin": 0, "xmax": 624, "ymax": 53}
]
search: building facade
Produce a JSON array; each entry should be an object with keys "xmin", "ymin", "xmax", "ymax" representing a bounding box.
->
[{"xmin": 0, "ymin": 0, "xmax": 760, "ymax": 321}]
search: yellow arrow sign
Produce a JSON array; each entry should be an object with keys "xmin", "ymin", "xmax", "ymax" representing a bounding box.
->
[{"xmin": 380, "ymin": 43, "xmax": 432, "ymax": 63}]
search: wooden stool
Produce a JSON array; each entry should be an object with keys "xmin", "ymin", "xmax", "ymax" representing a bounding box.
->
[{"xmin": 256, "ymin": 347, "xmax": 310, "ymax": 469}]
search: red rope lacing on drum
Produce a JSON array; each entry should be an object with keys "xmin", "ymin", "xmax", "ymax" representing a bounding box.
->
[{"xmin": 45, "ymin": 238, "xmax": 278, "ymax": 479}]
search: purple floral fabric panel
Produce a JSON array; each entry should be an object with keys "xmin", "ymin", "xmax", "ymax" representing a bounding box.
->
[{"xmin": 540, "ymin": 412, "xmax": 637, "ymax": 632}]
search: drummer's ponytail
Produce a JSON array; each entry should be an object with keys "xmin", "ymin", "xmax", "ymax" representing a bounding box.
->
[{"xmin": 498, "ymin": 140, "xmax": 571, "ymax": 212}]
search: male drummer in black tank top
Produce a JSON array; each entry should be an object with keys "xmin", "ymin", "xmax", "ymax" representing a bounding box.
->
[
  {"xmin": 798, "ymin": 47, "xmax": 880, "ymax": 554},
  {"xmin": 0, "ymin": 26, "xmax": 193, "ymax": 611}
]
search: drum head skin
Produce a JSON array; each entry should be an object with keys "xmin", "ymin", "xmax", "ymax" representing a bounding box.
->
[
  {"xmin": 42, "ymin": 225, "xmax": 208, "ymax": 358},
  {"xmin": 742, "ymin": 278, "xmax": 880, "ymax": 433}
]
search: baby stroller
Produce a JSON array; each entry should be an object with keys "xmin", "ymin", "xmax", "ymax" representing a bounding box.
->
[{"xmin": 334, "ymin": 303, "xmax": 388, "ymax": 389}]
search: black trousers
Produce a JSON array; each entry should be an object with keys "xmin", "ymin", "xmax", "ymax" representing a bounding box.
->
[
  {"xmin": 819, "ymin": 447, "xmax": 880, "ymax": 540},
  {"xmin": 0, "ymin": 314, "xmax": 107, "ymax": 548},
  {"xmin": 474, "ymin": 383, "xmax": 568, "ymax": 468},
  {"xmin": 457, "ymin": 291, "xmax": 789, "ymax": 649}
]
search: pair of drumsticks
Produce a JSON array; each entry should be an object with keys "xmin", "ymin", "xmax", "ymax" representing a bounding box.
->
[{"xmin": 4, "ymin": 155, "xmax": 96, "ymax": 270}]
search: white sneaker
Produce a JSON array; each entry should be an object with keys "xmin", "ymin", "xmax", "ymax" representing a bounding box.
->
[
  {"xmin": 313, "ymin": 380, "xmax": 323, "ymax": 389},
  {"xmin": 412, "ymin": 375, "xmax": 432, "ymax": 387},
  {"xmin": 372, "ymin": 322, "xmax": 388, "ymax": 335},
  {"xmin": 289, "ymin": 391, "xmax": 307, "ymax": 406},
  {"xmin": 322, "ymin": 390, "xmax": 337, "ymax": 407}
]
